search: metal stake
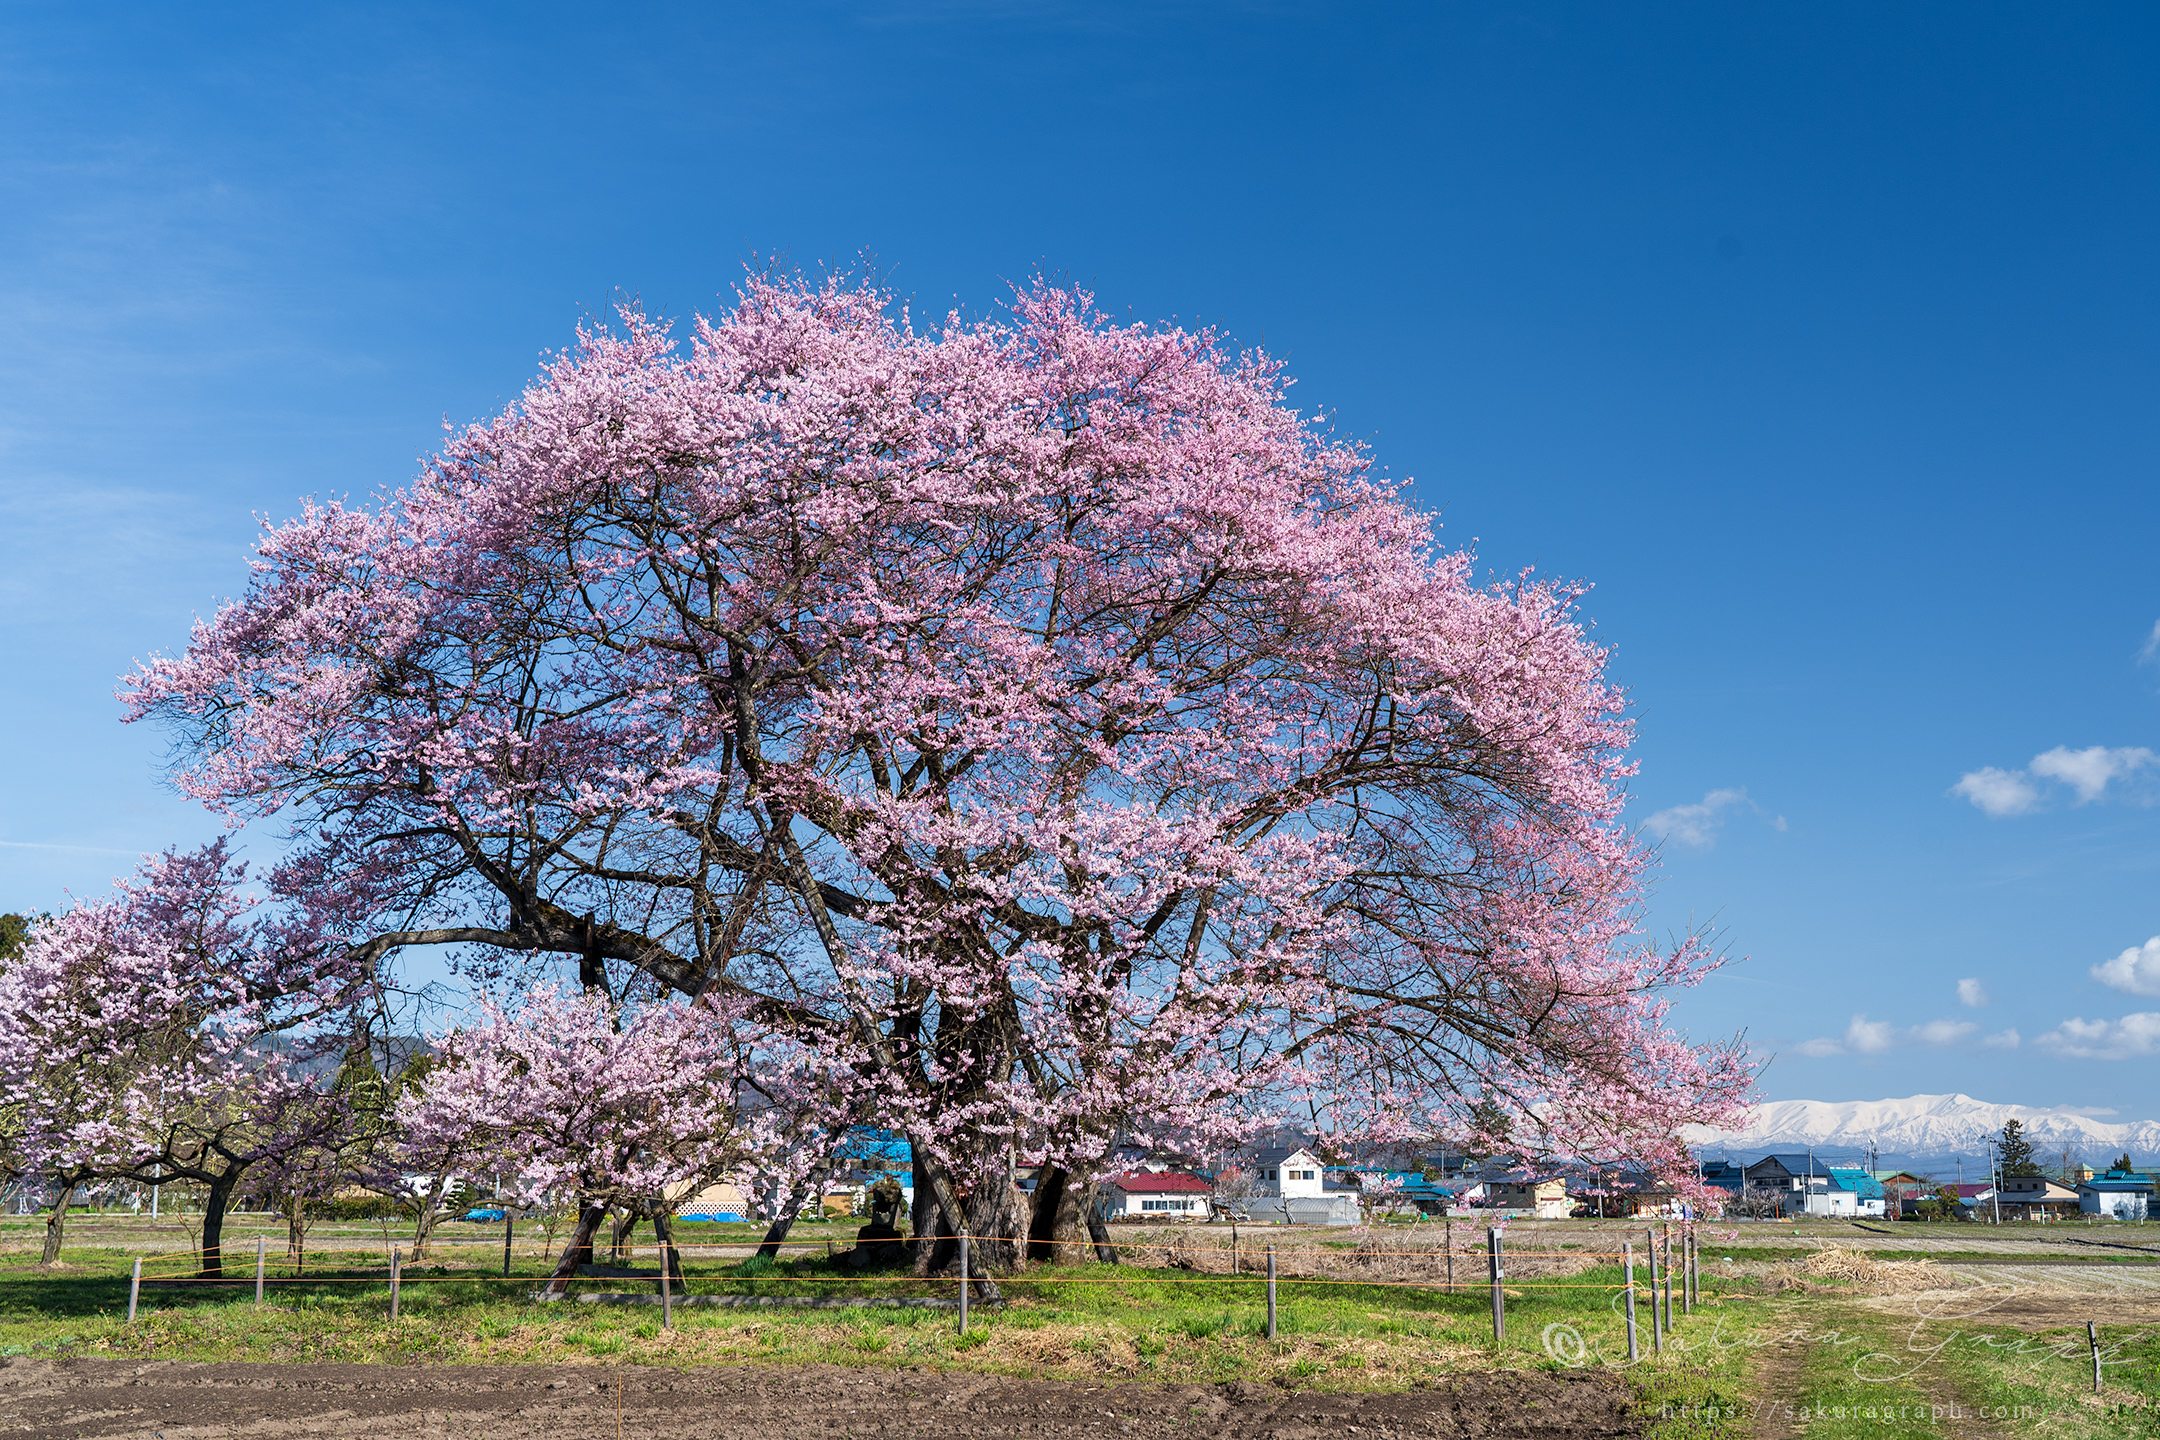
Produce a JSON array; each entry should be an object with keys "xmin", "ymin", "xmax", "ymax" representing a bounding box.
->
[
  {"xmin": 1646, "ymin": 1228, "xmax": 1662, "ymax": 1352},
  {"xmin": 660, "ymin": 1246, "xmax": 673, "ymax": 1331},
  {"xmin": 1266, "ymin": 1246, "xmax": 1277, "ymax": 1340},
  {"xmin": 503, "ymin": 1213, "xmax": 514, "ymax": 1278},
  {"xmin": 255, "ymin": 1236, "xmax": 266, "ymax": 1305},
  {"xmin": 1660, "ymin": 1225, "xmax": 1673, "ymax": 1332},
  {"xmin": 1487, "ymin": 1227, "xmax": 1505, "ymax": 1347},
  {"xmin": 2090, "ymin": 1321, "xmax": 2102, "ymax": 1393},
  {"xmin": 1676, "ymin": 1226, "xmax": 1693, "ymax": 1321},
  {"xmin": 1623, "ymin": 1243, "xmax": 1638, "ymax": 1362},
  {"xmin": 957, "ymin": 1234, "xmax": 969, "ymax": 1334},
  {"xmin": 128, "ymin": 1258, "xmax": 141, "ymax": 1323},
  {"xmin": 390, "ymin": 1245, "xmax": 401, "ymax": 1320},
  {"xmin": 1679, "ymin": 1227, "xmax": 1690, "ymax": 1315}
]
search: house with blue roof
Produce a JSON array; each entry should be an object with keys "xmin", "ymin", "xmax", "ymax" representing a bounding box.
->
[
  {"xmin": 2079, "ymin": 1170, "xmax": 2154, "ymax": 1222},
  {"xmin": 1826, "ymin": 1167, "xmax": 1887, "ymax": 1217}
]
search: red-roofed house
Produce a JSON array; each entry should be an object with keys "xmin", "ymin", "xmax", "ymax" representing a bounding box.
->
[{"xmin": 1101, "ymin": 1171, "xmax": 1213, "ymax": 1219}]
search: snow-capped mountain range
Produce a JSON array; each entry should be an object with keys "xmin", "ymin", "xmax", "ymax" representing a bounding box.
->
[{"xmin": 1682, "ymin": 1093, "xmax": 2160, "ymax": 1158}]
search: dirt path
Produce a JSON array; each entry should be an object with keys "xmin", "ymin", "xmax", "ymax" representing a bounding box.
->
[{"xmin": 0, "ymin": 1358, "xmax": 1644, "ymax": 1439}]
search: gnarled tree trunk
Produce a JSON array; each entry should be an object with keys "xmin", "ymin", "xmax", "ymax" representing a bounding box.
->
[
  {"xmin": 284, "ymin": 1193, "xmax": 309, "ymax": 1273},
  {"xmin": 1082, "ymin": 1181, "xmax": 1119, "ymax": 1264},
  {"xmin": 755, "ymin": 1163, "xmax": 827, "ymax": 1261},
  {"xmin": 542, "ymin": 1203, "xmax": 609, "ymax": 1296},
  {"xmin": 198, "ymin": 1167, "xmax": 241, "ymax": 1279},
  {"xmin": 39, "ymin": 1169, "xmax": 87, "ymax": 1266},
  {"xmin": 610, "ymin": 1207, "xmax": 639, "ymax": 1266},
  {"xmin": 1026, "ymin": 1166, "xmax": 1081, "ymax": 1264},
  {"xmin": 408, "ymin": 1174, "xmax": 449, "ymax": 1263}
]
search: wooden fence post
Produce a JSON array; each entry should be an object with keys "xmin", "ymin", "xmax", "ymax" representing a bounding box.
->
[
  {"xmin": 1487, "ymin": 1227, "xmax": 1505, "ymax": 1347},
  {"xmin": 128, "ymin": 1258, "xmax": 141, "ymax": 1323},
  {"xmin": 660, "ymin": 1247, "xmax": 673, "ymax": 1330},
  {"xmin": 255, "ymin": 1237, "xmax": 266, "ymax": 1306},
  {"xmin": 390, "ymin": 1246, "xmax": 401, "ymax": 1320},
  {"xmin": 503, "ymin": 1213, "xmax": 514, "ymax": 1278},
  {"xmin": 2089, "ymin": 1321, "xmax": 2102, "ymax": 1393},
  {"xmin": 1623, "ymin": 1243, "xmax": 1638, "ymax": 1363},
  {"xmin": 957, "ymin": 1234, "xmax": 969, "ymax": 1334},
  {"xmin": 1444, "ymin": 1219, "xmax": 1454, "ymax": 1292},
  {"xmin": 1266, "ymin": 1246, "xmax": 1277, "ymax": 1340}
]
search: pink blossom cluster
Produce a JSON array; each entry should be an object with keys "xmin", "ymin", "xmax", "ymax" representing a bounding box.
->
[
  {"xmin": 392, "ymin": 986, "xmax": 766, "ymax": 1211},
  {"xmin": 0, "ymin": 842, "xmax": 374, "ymax": 1193}
]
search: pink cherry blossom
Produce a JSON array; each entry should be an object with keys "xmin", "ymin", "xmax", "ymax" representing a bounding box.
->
[{"xmin": 122, "ymin": 271, "xmax": 1753, "ymax": 1258}]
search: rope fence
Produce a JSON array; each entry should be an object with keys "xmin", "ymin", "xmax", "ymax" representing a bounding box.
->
[{"xmin": 109, "ymin": 1221, "xmax": 1708, "ymax": 1354}]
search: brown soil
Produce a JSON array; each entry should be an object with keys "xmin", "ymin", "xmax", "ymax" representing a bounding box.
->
[{"xmin": 0, "ymin": 1357, "xmax": 1643, "ymax": 1438}]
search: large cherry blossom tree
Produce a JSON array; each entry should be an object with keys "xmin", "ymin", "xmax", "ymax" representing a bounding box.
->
[{"xmin": 124, "ymin": 272, "xmax": 1752, "ymax": 1268}]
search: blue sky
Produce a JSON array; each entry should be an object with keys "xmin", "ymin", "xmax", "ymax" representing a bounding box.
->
[{"xmin": 2, "ymin": 2, "xmax": 2156, "ymax": 1110}]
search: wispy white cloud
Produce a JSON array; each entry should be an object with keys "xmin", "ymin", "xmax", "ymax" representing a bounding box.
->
[
  {"xmin": 1796, "ymin": 1014, "xmax": 1894, "ymax": 1057},
  {"xmin": 1956, "ymin": 977, "xmax": 1989, "ymax": 1008},
  {"xmin": 1641, "ymin": 787, "xmax": 1783, "ymax": 848},
  {"xmin": 2141, "ymin": 619, "xmax": 2160, "ymax": 664},
  {"xmin": 2093, "ymin": 937, "xmax": 2160, "ymax": 998},
  {"xmin": 0, "ymin": 839, "xmax": 149, "ymax": 855},
  {"xmin": 1952, "ymin": 746, "xmax": 2156, "ymax": 816},
  {"xmin": 1795, "ymin": 1013, "xmax": 1984, "ymax": 1056},
  {"xmin": 1951, "ymin": 766, "xmax": 2040, "ymax": 817},
  {"xmin": 2029, "ymin": 745, "xmax": 2156, "ymax": 802},
  {"xmin": 2036, "ymin": 1013, "xmax": 2160, "ymax": 1060},
  {"xmin": 1982, "ymin": 1028, "xmax": 2021, "ymax": 1049}
]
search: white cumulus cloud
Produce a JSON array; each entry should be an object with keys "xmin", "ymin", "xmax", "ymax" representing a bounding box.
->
[
  {"xmin": 2036, "ymin": 1013, "xmax": 2160, "ymax": 1060},
  {"xmin": 2029, "ymin": 745, "xmax": 2156, "ymax": 802},
  {"xmin": 1956, "ymin": 978, "xmax": 1989, "ymax": 1008},
  {"xmin": 1951, "ymin": 767, "xmax": 2040, "ymax": 817},
  {"xmin": 1953, "ymin": 745, "xmax": 2156, "ymax": 816},
  {"xmin": 1982, "ymin": 1028, "xmax": 2021, "ymax": 1049},
  {"xmin": 1642, "ymin": 788, "xmax": 1750, "ymax": 847},
  {"xmin": 2093, "ymin": 937, "xmax": 2160, "ymax": 998}
]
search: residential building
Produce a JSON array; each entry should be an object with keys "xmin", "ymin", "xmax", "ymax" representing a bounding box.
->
[
  {"xmin": 1249, "ymin": 1145, "xmax": 1326, "ymax": 1198},
  {"xmin": 1486, "ymin": 1178, "xmax": 1571, "ymax": 1219},
  {"xmin": 1826, "ymin": 1168, "xmax": 1887, "ymax": 1218},
  {"xmin": 2078, "ymin": 1173, "xmax": 2154, "ymax": 1222},
  {"xmin": 1994, "ymin": 1175, "xmax": 2080, "ymax": 1221},
  {"xmin": 1100, "ymin": 1172, "xmax": 1213, "ymax": 1220}
]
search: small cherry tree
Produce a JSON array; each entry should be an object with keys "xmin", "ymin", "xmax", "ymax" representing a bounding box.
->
[
  {"xmin": 0, "ymin": 844, "xmax": 376, "ymax": 1276},
  {"xmin": 396, "ymin": 985, "xmax": 761, "ymax": 1294}
]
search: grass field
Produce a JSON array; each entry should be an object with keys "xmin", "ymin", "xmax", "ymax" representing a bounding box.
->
[{"xmin": 4, "ymin": 1214, "xmax": 2158, "ymax": 1438}]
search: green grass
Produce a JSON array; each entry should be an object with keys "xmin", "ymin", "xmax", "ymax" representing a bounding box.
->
[
  {"xmin": 1926, "ymin": 1320, "xmax": 2160, "ymax": 1438},
  {"xmin": 0, "ymin": 1231, "xmax": 1800, "ymax": 1431}
]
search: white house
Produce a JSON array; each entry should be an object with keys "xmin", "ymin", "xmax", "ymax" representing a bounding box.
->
[
  {"xmin": 2079, "ymin": 1177, "xmax": 2154, "ymax": 1222},
  {"xmin": 1797, "ymin": 1178, "xmax": 1860, "ymax": 1218},
  {"xmin": 1100, "ymin": 1171, "xmax": 1213, "ymax": 1219},
  {"xmin": 1249, "ymin": 1146, "xmax": 1326, "ymax": 1198}
]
